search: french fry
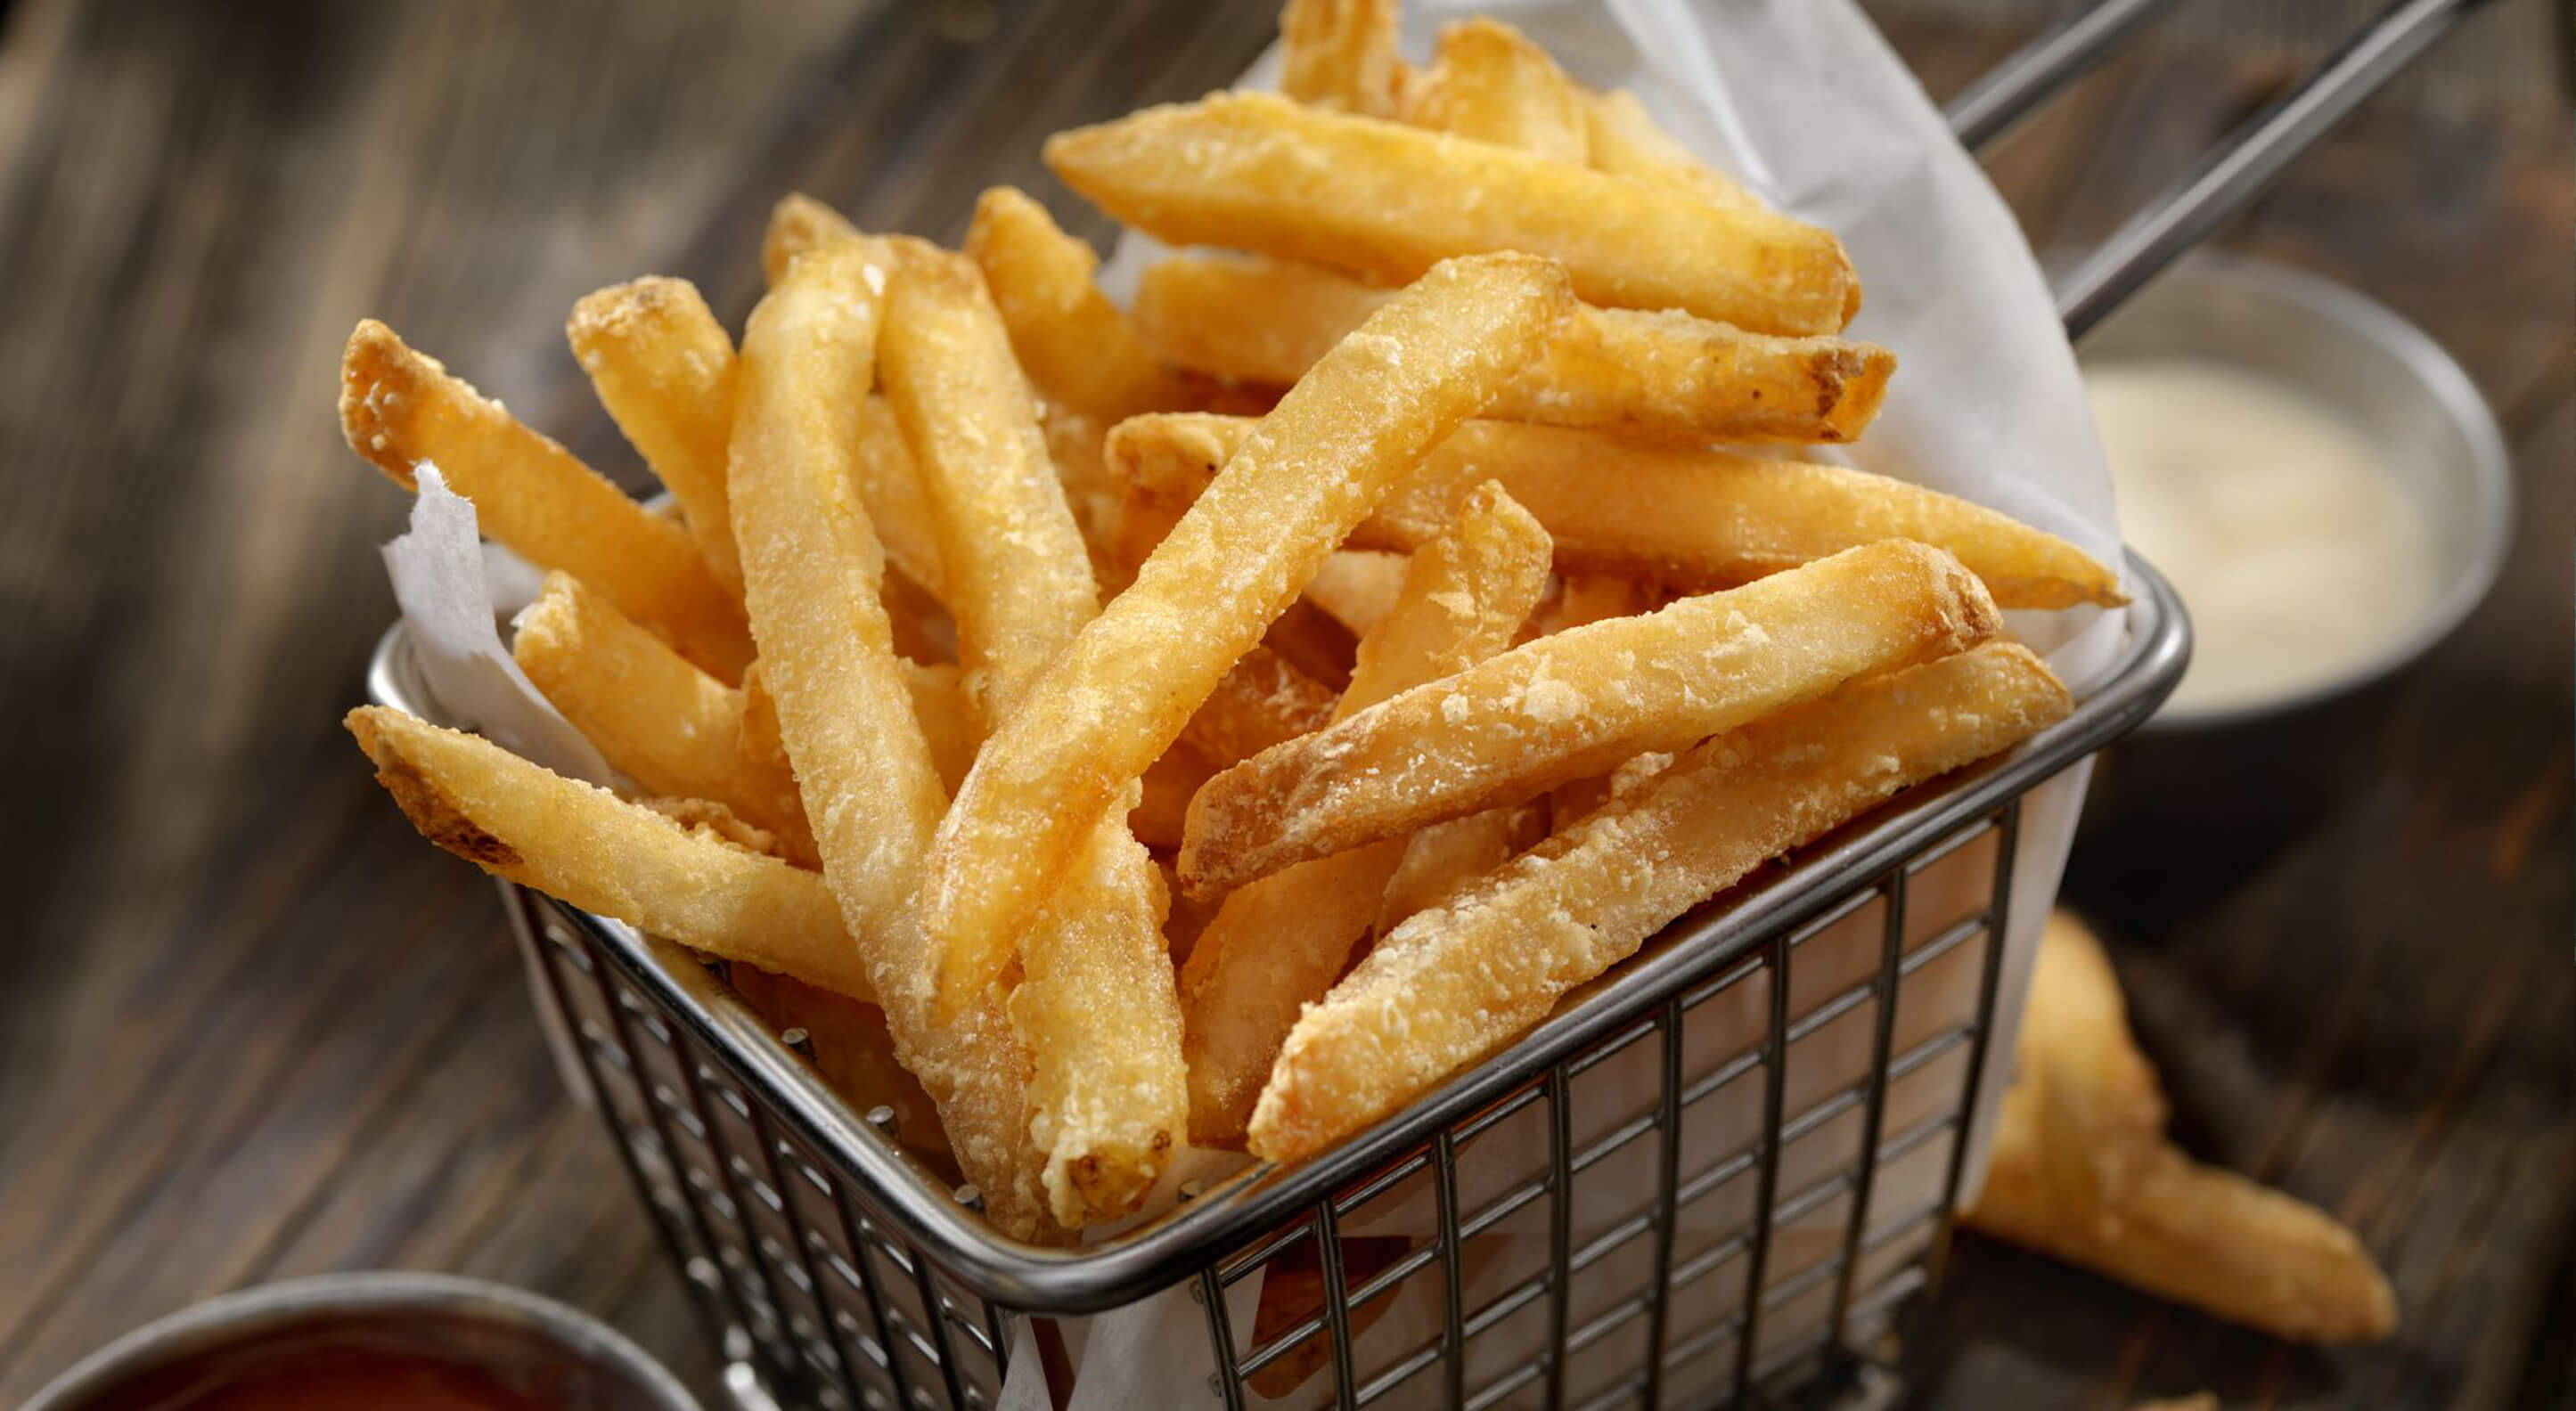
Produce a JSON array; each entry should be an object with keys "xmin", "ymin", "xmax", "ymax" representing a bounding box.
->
[
  {"xmin": 1396, "ymin": 18, "xmax": 1589, "ymax": 164},
  {"xmin": 920, "ymin": 253, "xmax": 1573, "ymax": 1004},
  {"xmin": 1011, "ymin": 811, "xmax": 1181, "ymax": 1220},
  {"xmin": 1132, "ymin": 257, "xmax": 1893, "ymax": 445},
  {"xmin": 729, "ymin": 238, "xmax": 1057, "ymax": 1239},
  {"xmin": 339, "ymin": 321, "xmax": 755, "ymax": 681},
  {"xmin": 853, "ymin": 396, "xmax": 951, "ymax": 603},
  {"xmin": 1178, "ymin": 644, "xmax": 1336, "ymax": 769},
  {"xmin": 762, "ymin": 191, "xmax": 862, "ymax": 286},
  {"xmin": 1302, "ymin": 550, "xmax": 1410, "ymax": 638},
  {"xmin": 513, "ymin": 572, "xmax": 814, "ymax": 864},
  {"xmin": 1525, "ymin": 573, "xmax": 1657, "ymax": 821},
  {"xmin": 1046, "ymin": 91, "xmax": 1856, "ymax": 334},
  {"xmin": 1181, "ymin": 540, "xmax": 2003, "ymax": 897},
  {"xmin": 346, "ymin": 706, "xmax": 872, "ymax": 1004},
  {"xmin": 1247, "ymin": 642, "xmax": 2073, "ymax": 1162},
  {"xmin": 1582, "ymin": 87, "xmax": 1761, "ymax": 209},
  {"xmin": 748, "ymin": 657, "xmax": 972, "ymax": 795},
  {"xmin": 1967, "ymin": 914, "xmax": 2399, "ymax": 1342},
  {"xmin": 1278, "ymin": 0, "xmax": 1402, "ymax": 116},
  {"xmin": 1181, "ymin": 482, "xmax": 1551, "ymax": 1144},
  {"xmin": 1108, "ymin": 413, "xmax": 2123, "ymax": 610},
  {"xmin": 881, "ymin": 238, "xmax": 1186, "ymax": 1222},
  {"xmin": 728, "ymin": 966, "xmax": 956, "ymax": 1173},
  {"xmin": 964, "ymin": 187, "xmax": 1182, "ymax": 422},
  {"xmin": 879, "ymin": 240, "xmax": 1097, "ymax": 729},
  {"xmin": 566, "ymin": 277, "xmax": 744, "ymax": 595},
  {"xmin": 1374, "ymin": 802, "xmax": 1547, "ymax": 937},
  {"xmin": 761, "ymin": 196, "xmax": 956, "ymax": 604}
]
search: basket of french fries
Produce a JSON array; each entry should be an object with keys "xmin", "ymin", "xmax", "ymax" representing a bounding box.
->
[{"xmin": 342, "ymin": 0, "xmax": 2188, "ymax": 1406}]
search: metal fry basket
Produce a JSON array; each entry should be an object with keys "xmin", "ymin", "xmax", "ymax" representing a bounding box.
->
[
  {"xmin": 369, "ymin": 558, "xmax": 2182, "ymax": 1411},
  {"xmin": 363, "ymin": 0, "xmax": 2485, "ymax": 1400}
]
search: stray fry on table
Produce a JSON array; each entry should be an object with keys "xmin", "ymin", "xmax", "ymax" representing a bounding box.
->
[{"xmin": 1967, "ymin": 913, "xmax": 2400, "ymax": 1343}]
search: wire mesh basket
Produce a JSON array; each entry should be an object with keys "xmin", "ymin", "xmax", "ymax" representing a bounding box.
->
[
  {"xmin": 357, "ymin": 0, "xmax": 2491, "ymax": 1398},
  {"xmin": 366, "ymin": 554, "xmax": 2184, "ymax": 1411}
]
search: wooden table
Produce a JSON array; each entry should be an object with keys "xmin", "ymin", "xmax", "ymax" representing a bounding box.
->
[{"xmin": 0, "ymin": 2, "xmax": 2564, "ymax": 1407}]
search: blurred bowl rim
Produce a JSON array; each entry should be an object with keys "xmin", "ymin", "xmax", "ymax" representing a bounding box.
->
[
  {"xmin": 23, "ymin": 1271, "xmax": 701, "ymax": 1411},
  {"xmin": 2078, "ymin": 251, "xmax": 2515, "ymax": 734}
]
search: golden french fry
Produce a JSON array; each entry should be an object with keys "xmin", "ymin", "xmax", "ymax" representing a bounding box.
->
[
  {"xmin": 1396, "ymin": 18, "xmax": 1588, "ymax": 163},
  {"xmin": 1279, "ymin": 0, "xmax": 1402, "ymax": 116},
  {"xmin": 513, "ymin": 572, "xmax": 814, "ymax": 864},
  {"xmin": 1967, "ymin": 914, "xmax": 2398, "ymax": 1343},
  {"xmin": 965, "ymin": 186, "xmax": 1181, "ymax": 421},
  {"xmin": 730, "ymin": 237, "xmax": 1057, "ymax": 1240},
  {"xmin": 1181, "ymin": 482, "xmax": 1551, "ymax": 1144},
  {"xmin": 339, "ymin": 320, "xmax": 754, "ymax": 681},
  {"xmin": 762, "ymin": 191, "xmax": 862, "ymax": 286},
  {"xmin": 567, "ymin": 277, "xmax": 744, "ymax": 596},
  {"xmin": 882, "ymin": 240, "xmax": 1182, "ymax": 1220},
  {"xmin": 1374, "ymin": 802, "xmax": 1547, "ymax": 937},
  {"xmin": 1046, "ymin": 91, "xmax": 1855, "ymax": 334},
  {"xmin": 1178, "ymin": 645, "xmax": 1337, "ymax": 770},
  {"xmin": 1582, "ymin": 87, "xmax": 1761, "ymax": 209},
  {"xmin": 1182, "ymin": 540, "xmax": 2002, "ymax": 897},
  {"xmin": 1132, "ymin": 257, "xmax": 1893, "ymax": 445},
  {"xmin": 1012, "ymin": 812, "xmax": 1181, "ymax": 1220},
  {"xmin": 1247, "ymin": 642, "xmax": 2073, "ymax": 1162},
  {"xmin": 879, "ymin": 240, "xmax": 1098, "ymax": 729},
  {"xmin": 1302, "ymin": 550, "xmax": 1411, "ymax": 638},
  {"xmin": 920, "ymin": 253, "xmax": 1573, "ymax": 1004},
  {"xmin": 347, "ymin": 706, "xmax": 872, "ymax": 1004},
  {"xmin": 750, "ymin": 657, "xmax": 969, "ymax": 796},
  {"xmin": 1108, "ymin": 413, "xmax": 2122, "ymax": 610},
  {"xmin": 853, "ymin": 395, "xmax": 951, "ymax": 603}
]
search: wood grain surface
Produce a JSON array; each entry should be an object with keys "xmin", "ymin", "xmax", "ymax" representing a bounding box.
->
[{"xmin": 0, "ymin": 1, "xmax": 2564, "ymax": 1407}]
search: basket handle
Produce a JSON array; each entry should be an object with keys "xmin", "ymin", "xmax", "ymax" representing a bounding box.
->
[{"xmin": 1941, "ymin": 0, "xmax": 2502, "ymax": 338}]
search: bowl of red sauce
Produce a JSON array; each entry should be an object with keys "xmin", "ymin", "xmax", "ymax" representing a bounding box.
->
[{"xmin": 25, "ymin": 1274, "xmax": 699, "ymax": 1411}]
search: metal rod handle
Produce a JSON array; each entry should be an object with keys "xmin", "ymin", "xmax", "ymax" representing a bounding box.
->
[
  {"xmin": 1945, "ymin": 0, "xmax": 2187, "ymax": 151},
  {"xmin": 2052, "ymin": 0, "xmax": 2495, "ymax": 338}
]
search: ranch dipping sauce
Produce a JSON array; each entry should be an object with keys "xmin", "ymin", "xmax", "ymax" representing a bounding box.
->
[{"xmin": 2085, "ymin": 360, "xmax": 2438, "ymax": 717}]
